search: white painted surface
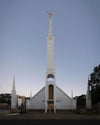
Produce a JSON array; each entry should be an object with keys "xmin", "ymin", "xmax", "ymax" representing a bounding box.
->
[
  {"xmin": 56, "ymin": 86, "xmax": 76, "ymax": 109},
  {"xmin": 26, "ymin": 86, "xmax": 76, "ymax": 110},
  {"xmin": 18, "ymin": 98, "xmax": 22, "ymax": 106},
  {"xmin": 27, "ymin": 87, "xmax": 45, "ymax": 109}
]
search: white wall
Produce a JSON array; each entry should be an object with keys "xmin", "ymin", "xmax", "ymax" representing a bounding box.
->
[
  {"xmin": 26, "ymin": 86, "xmax": 76, "ymax": 110},
  {"xmin": 56, "ymin": 86, "xmax": 74, "ymax": 109},
  {"xmin": 28, "ymin": 87, "xmax": 45, "ymax": 109}
]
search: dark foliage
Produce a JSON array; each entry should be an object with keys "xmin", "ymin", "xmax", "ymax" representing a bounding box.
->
[
  {"xmin": 0, "ymin": 93, "xmax": 11, "ymax": 104},
  {"xmin": 90, "ymin": 64, "xmax": 100, "ymax": 104},
  {"xmin": 77, "ymin": 94, "xmax": 86, "ymax": 109}
]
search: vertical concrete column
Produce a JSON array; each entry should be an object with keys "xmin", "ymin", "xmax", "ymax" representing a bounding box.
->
[{"xmin": 45, "ymin": 80, "xmax": 48, "ymax": 114}]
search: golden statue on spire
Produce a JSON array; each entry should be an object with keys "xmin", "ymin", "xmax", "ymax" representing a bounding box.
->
[
  {"xmin": 47, "ymin": 11, "xmax": 52, "ymax": 19},
  {"xmin": 48, "ymin": 13, "xmax": 52, "ymax": 19}
]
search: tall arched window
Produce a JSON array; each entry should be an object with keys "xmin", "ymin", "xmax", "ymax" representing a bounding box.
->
[{"xmin": 49, "ymin": 85, "xmax": 53, "ymax": 100}]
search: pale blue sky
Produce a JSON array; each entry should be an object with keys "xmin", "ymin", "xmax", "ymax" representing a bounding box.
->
[{"xmin": 0, "ymin": 0, "xmax": 100, "ymax": 97}]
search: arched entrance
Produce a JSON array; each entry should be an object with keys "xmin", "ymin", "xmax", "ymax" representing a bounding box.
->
[
  {"xmin": 49, "ymin": 85, "xmax": 53, "ymax": 100},
  {"xmin": 48, "ymin": 85, "xmax": 54, "ymax": 113}
]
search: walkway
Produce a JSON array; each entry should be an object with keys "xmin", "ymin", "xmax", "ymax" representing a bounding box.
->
[{"xmin": 0, "ymin": 110, "xmax": 100, "ymax": 120}]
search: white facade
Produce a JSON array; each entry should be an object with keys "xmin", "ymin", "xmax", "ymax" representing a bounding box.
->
[
  {"xmin": 26, "ymin": 87, "xmax": 45, "ymax": 109},
  {"xmin": 26, "ymin": 86, "xmax": 76, "ymax": 110},
  {"xmin": 56, "ymin": 86, "xmax": 76, "ymax": 109},
  {"xmin": 18, "ymin": 98, "xmax": 22, "ymax": 106}
]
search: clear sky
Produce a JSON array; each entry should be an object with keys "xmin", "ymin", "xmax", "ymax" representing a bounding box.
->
[{"xmin": 0, "ymin": 0, "xmax": 100, "ymax": 97}]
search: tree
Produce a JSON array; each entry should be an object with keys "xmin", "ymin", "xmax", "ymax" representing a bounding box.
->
[
  {"xmin": 90, "ymin": 64, "xmax": 100, "ymax": 105},
  {"xmin": 77, "ymin": 94, "xmax": 86, "ymax": 109},
  {"xmin": 0, "ymin": 93, "xmax": 11, "ymax": 104}
]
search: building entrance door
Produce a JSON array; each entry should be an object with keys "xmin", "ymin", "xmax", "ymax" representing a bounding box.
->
[
  {"xmin": 48, "ymin": 85, "xmax": 54, "ymax": 113},
  {"xmin": 49, "ymin": 85, "xmax": 53, "ymax": 100},
  {"xmin": 48, "ymin": 101, "xmax": 54, "ymax": 113}
]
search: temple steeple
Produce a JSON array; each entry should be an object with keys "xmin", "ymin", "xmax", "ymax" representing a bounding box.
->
[
  {"xmin": 26, "ymin": 13, "xmax": 77, "ymax": 112},
  {"xmin": 46, "ymin": 12, "xmax": 55, "ymax": 70},
  {"xmin": 45, "ymin": 12, "xmax": 56, "ymax": 113},
  {"xmin": 48, "ymin": 13, "xmax": 53, "ymax": 37}
]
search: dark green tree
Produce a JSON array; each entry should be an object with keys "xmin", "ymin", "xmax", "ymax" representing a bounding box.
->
[
  {"xmin": 77, "ymin": 95, "xmax": 86, "ymax": 109},
  {"xmin": 90, "ymin": 64, "xmax": 100, "ymax": 105}
]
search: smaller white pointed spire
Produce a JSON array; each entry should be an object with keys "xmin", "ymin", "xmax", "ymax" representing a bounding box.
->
[
  {"xmin": 71, "ymin": 90, "xmax": 73, "ymax": 99},
  {"xmin": 11, "ymin": 75, "xmax": 17, "ymax": 110},
  {"xmin": 12, "ymin": 75, "xmax": 15, "ymax": 91},
  {"xmin": 30, "ymin": 90, "xmax": 32, "ymax": 99}
]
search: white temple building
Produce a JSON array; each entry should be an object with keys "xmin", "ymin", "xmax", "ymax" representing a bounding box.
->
[{"xmin": 26, "ymin": 13, "xmax": 76, "ymax": 113}]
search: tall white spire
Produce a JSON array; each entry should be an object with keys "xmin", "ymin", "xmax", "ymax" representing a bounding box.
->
[
  {"xmin": 45, "ymin": 12, "xmax": 56, "ymax": 113},
  {"xmin": 46, "ymin": 12, "xmax": 55, "ymax": 70},
  {"xmin": 12, "ymin": 75, "xmax": 15, "ymax": 91}
]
